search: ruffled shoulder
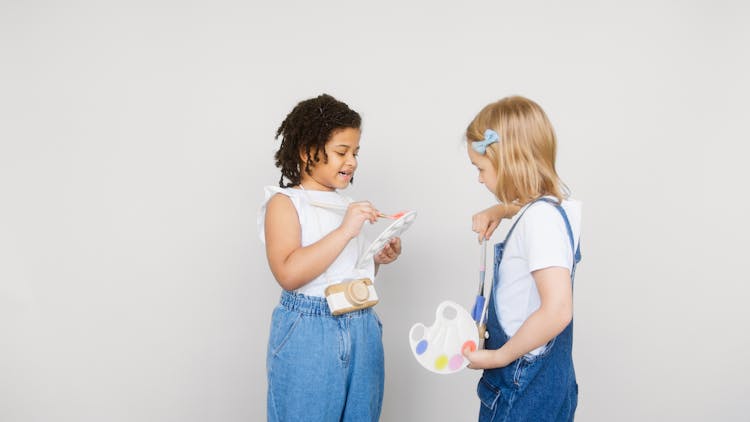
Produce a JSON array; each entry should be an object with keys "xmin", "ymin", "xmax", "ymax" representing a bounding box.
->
[{"xmin": 257, "ymin": 186, "xmax": 303, "ymax": 243}]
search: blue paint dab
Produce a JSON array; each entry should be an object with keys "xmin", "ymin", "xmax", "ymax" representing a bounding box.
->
[{"xmin": 416, "ymin": 340, "xmax": 428, "ymax": 355}]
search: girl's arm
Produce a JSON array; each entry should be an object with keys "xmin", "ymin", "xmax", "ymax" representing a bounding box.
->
[
  {"xmin": 472, "ymin": 203, "xmax": 521, "ymax": 242},
  {"xmin": 264, "ymin": 194, "xmax": 378, "ymax": 291},
  {"xmin": 463, "ymin": 267, "xmax": 573, "ymax": 369}
]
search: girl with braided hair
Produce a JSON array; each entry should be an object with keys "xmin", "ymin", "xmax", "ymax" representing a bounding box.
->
[{"xmin": 258, "ymin": 94, "xmax": 401, "ymax": 421}]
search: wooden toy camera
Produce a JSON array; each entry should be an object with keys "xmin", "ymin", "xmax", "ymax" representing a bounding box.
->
[{"xmin": 325, "ymin": 278, "xmax": 379, "ymax": 316}]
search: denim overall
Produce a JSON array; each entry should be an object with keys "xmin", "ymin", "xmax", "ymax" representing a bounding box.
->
[{"xmin": 477, "ymin": 198, "xmax": 581, "ymax": 422}]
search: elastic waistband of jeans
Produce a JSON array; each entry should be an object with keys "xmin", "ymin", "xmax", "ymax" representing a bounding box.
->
[{"xmin": 279, "ymin": 290, "xmax": 372, "ymax": 317}]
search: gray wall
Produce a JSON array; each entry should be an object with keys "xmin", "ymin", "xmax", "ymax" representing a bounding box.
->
[{"xmin": 2, "ymin": 1, "xmax": 748, "ymax": 421}]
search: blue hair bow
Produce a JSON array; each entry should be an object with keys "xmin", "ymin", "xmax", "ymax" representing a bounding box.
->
[{"xmin": 471, "ymin": 129, "xmax": 499, "ymax": 154}]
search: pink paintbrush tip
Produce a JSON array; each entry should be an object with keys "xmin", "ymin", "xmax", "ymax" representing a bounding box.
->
[{"xmin": 392, "ymin": 211, "xmax": 407, "ymax": 219}]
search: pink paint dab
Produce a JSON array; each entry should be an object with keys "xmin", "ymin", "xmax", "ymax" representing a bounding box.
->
[{"xmin": 449, "ymin": 354, "xmax": 465, "ymax": 370}]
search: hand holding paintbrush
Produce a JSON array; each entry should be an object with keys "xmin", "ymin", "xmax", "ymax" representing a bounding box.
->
[{"xmin": 310, "ymin": 200, "xmax": 407, "ymax": 221}]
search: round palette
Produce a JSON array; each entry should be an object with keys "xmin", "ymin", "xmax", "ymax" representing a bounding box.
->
[
  {"xmin": 409, "ymin": 300, "xmax": 479, "ymax": 374},
  {"xmin": 356, "ymin": 210, "xmax": 417, "ymax": 269}
]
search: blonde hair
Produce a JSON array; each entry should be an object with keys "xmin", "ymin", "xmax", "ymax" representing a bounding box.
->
[{"xmin": 466, "ymin": 96, "xmax": 566, "ymax": 205}]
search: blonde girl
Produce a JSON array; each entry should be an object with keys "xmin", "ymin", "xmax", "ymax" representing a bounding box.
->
[{"xmin": 462, "ymin": 96, "xmax": 582, "ymax": 422}]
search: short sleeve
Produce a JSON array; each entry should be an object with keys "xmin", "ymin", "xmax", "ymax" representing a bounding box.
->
[{"xmin": 521, "ymin": 202, "xmax": 575, "ymax": 273}]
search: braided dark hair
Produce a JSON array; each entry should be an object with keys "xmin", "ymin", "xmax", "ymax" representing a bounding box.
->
[{"xmin": 274, "ymin": 94, "xmax": 361, "ymax": 187}]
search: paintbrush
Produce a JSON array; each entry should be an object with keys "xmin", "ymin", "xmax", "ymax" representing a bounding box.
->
[{"xmin": 310, "ymin": 201, "xmax": 406, "ymax": 220}]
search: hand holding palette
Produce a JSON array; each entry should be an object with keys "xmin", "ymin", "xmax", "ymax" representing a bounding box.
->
[
  {"xmin": 409, "ymin": 301, "xmax": 479, "ymax": 374},
  {"xmin": 356, "ymin": 210, "xmax": 416, "ymax": 269},
  {"xmin": 307, "ymin": 201, "xmax": 416, "ymax": 270}
]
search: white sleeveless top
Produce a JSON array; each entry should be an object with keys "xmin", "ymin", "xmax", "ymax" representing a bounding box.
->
[{"xmin": 257, "ymin": 186, "xmax": 376, "ymax": 297}]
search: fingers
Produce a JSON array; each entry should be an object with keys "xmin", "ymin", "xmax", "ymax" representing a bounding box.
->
[
  {"xmin": 462, "ymin": 348, "xmax": 479, "ymax": 370},
  {"xmin": 380, "ymin": 240, "xmax": 398, "ymax": 259},
  {"xmin": 348, "ymin": 201, "xmax": 380, "ymax": 224},
  {"xmin": 374, "ymin": 238, "xmax": 401, "ymax": 265},
  {"xmin": 483, "ymin": 219, "xmax": 500, "ymax": 241},
  {"xmin": 474, "ymin": 215, "xmax": 491, "ymax": 243},
  {"xmin": 389, "ymin": 237, "xmax": 401, "ymax": 255},
  {"xmin": 462, "ymin": 349, "xmax": 491, "ymax": 370},
  {"xmin": 341, "ymin": 202, "xmax": 381, "ymax": 238},
  {"xmin": 471, "ymin": 214, "xmax": 482, "ymax": 234},
  {"xmin": 473, "ymin": 216, "xmax": 483, "ymax": 243},
  {"xmin": 472, "ymin": 209, "xmax": 502, "ymax": 243},
  {"xmin": 374, "ymin": 249, "xmax": 392, "ymax": 264}
]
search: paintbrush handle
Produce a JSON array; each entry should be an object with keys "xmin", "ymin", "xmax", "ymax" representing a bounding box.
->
[
  {"xmin": 311, "ymin": 201, "xmax": 398, "ymax": 220},
  {"xmin": 480, "ymin": 239, "xmax": 487, "ymax": 271},
  {"xmin": 309, "ymin": 201, "xmax": 348, "ymax": 211}
]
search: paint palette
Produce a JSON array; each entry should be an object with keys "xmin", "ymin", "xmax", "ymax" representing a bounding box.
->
[
  {"xmin": 409, "ymin": 301, "xmax": 478, "ymax": 374},
  {"xmin": 356, "ymin": 210, "xmax": 417, "ymax": 269}
]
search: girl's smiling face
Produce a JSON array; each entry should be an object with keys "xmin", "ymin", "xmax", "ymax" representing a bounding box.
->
[
  {"xmin": 300, "ymin": 127, "xmax": 361, "ymax": 191},
  {"xmin": 467, "ymin": 142, "xmax": 498, "ymax": 196}
]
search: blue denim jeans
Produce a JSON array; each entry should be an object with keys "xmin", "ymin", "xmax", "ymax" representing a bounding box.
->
[
  {"xmin": 267, "ymin": 291, "xmax": 384, "ymax": 422},
  {"xmin": 477, "ymin": 198, "xmax": 580, "ymax": 422}
]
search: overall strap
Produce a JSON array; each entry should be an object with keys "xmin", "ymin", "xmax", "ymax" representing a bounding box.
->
[
  {"xmin": 500, "ymin": 200, "xmax": 539, "ymax": 244},
  {"xmin": 503, "ymin": 198, "xmax": 581, "ymax": 266}
]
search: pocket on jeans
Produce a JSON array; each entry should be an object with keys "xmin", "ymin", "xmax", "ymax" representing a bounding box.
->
[
  {"xmin": 373, "ymin": 311, "xmax": 383, "ymax": 334},
  {"xmin": 269, "ymin": 309, "xmax": 303, "ymax": 357},
  {"xmin": 477, "ymin": 376, "xmax": 501, "ymax": 411}
]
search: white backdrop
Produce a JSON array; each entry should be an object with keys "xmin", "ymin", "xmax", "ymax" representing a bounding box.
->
[{"xmin": 2, "ymin": 1, "xmax": 749, "ymax": 421}]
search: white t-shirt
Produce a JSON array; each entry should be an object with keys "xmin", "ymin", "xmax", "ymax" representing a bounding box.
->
[
  {"xmin": 257, "ymin": 186, "xmax": 375, "ymax": 297},
  {"xmin": 495, "ymin": 197, "xmax": 582, "ymax": 356}
]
